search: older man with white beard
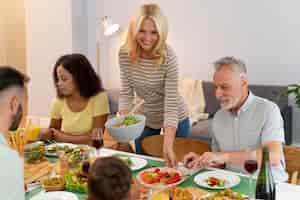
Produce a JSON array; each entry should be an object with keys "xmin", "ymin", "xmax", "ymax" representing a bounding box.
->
[
  {"xmin": 183, "ymin": 57, "xmax": 288, "ymax": 183},
  {"xmin": 0, "ymin": 66, "xmax": 29, "ymax": 199}
]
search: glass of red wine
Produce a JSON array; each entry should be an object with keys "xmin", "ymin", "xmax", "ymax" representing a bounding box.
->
[
  {"xmin": 244, "ymin": 149, "xmax": 258, "ymax": 199},
  {"xmin": 91, "ymin": 128, "xmax": 104, "ymax": 157}
]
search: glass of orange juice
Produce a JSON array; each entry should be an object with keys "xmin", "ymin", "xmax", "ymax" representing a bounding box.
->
[{"xmin": 27, "ymin": 117, "xmax": 40, "ymax": 142}]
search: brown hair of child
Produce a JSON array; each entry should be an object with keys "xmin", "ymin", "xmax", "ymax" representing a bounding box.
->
[{"xmin": 87, "ymin": 156, "xmax": 132, "ymax": 200}]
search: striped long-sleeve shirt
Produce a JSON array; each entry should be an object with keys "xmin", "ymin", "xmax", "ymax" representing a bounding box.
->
[{"xmin": 118, "ymin": 45, "xmax": 188, "ymax": 129}]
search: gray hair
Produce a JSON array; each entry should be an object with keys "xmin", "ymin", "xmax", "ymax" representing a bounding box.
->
[{"xmin": 213, "ymin": 56, "xmax": 247, "ymax": 74}]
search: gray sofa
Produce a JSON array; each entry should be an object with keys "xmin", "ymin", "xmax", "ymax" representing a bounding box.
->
[{"xmin": 107, "ymin": 81, "xmax": 293, "ymax": 145}]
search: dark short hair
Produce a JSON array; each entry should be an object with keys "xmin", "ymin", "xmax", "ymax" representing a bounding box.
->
[
  {"xmin": 88, "ymin": 157, "xmax": 132, "ymax": 200},
  {"xmin": 53, "ymin": 54, "xmax": 104, "ymax": 98},
  {"xmin": 0, "ymin": 66, "xmax": 28, "ymax": 94}
]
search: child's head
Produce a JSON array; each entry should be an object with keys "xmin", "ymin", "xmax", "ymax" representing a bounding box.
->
[{"xmin": 88, "ymin": 157, "xmax": 132, "ymax": 200}]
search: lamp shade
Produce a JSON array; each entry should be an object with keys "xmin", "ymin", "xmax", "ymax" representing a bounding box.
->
[{"xmin": 102, "ymin": 16, "xmax": 120, "ymax": 36}]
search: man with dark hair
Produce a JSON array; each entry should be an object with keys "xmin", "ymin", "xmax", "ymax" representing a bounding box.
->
[{"xmin": 0, "ymin": 66, "xmax": 29, "ymax": 199}]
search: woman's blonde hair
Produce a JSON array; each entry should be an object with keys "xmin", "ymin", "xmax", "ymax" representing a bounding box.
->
[{"xmin": 123, "ymin": 4, "xmax": 168, "ymax": 65}]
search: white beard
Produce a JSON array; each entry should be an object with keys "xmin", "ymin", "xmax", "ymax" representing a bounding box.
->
[{"xmin": 219, "ymin": 97, "xmax": 240, "ymax": 111}]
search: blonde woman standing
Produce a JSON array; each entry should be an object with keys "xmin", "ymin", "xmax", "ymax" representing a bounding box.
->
[{"xmin": 119, "ymin": 4, "xmax": 189, "ymax": 167}]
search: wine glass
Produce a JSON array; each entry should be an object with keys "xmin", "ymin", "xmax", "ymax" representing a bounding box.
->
[
  {"xmin": 244, "ymin": 149, "xmax": 258, "ymax": 199},
  {"xmin": 91, "ymin": 128, "xmax": 104, "ymax": 157}
]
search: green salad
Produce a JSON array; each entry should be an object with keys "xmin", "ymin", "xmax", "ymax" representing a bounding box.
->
[
  {"xmin": 47, "ymin": 145, "xmax": 74, "ymax": 154},
  {"xmin": 24, "ymin": 142, "xmax": 45, "ymax": 163},
  {"xmin": 114, "ymin": 116, "xmax": 140, "ymax": 127},
  {"xmin": 64, "ymin": 171, "xmax": 88, "ymax": 193}
]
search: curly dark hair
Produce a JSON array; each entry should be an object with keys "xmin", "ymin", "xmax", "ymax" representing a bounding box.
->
[
  {"xmin": 88, "ymin": 157, "xmax": 132, "ymax": 200},
  {"xmin": 53, "ymin": 54, "xmax": 104, "ymax": 98}
]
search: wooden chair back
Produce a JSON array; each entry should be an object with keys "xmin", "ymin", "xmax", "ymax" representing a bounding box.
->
[
  {"xmin": 283, "ymin": 145, "xmax": 300, "ymax": 184},
  {"xmin": 142, "ymin": 135, "xmax": 210, "ymax": 161}
]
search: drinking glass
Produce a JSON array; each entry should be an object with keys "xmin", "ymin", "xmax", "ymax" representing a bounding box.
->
[
  {"xmin": 244, "ymin": 149, "xmax": 258, "ymax": 199},
  {"xmin": 91, "ymin": 128, "xmax": 104, "ymax": 157},
  {"xmin": 27, "ymin": 117, "xmax": 40, "ymax": 142}
]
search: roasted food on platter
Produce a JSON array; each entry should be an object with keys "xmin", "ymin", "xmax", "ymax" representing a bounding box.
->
[
  {"xmin": 204, "ymin": 189, "xmax": 249, "ymax": 200},
  {"xmin": 151, "ymin": 186, "xmax": 209, "ymax": 200},
  {"xmin": 24, "ymin": 160, "xmax": 54, "ymax": 184},
  {"xmin": 42, "ymin": 176, "xmax": 65, "ymax": 191}
]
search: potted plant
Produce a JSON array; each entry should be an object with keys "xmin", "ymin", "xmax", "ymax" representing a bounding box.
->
[{"xmin": 287, "ymin": 84, "xmax": 300, "ymax": 108}]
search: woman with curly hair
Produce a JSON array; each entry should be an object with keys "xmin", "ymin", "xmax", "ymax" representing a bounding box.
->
[{"xmin": 40, "ymin": 54, "xmax": 110, "ymax": 144}]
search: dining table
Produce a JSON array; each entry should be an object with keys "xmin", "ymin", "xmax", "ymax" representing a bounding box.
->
[{"xmin": 25, "ymin": 146, "xmax": 300, "ymax": 200}]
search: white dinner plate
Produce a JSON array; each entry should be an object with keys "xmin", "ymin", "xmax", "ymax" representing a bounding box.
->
[
  {"xmin": 194, "ymin": 170, "xmax": 241, "ymax": 189},
  {"xmin": 118, "ymin": 156, "xmax": 148, "ymax": 171},
  {"xmin": 31, "ymin": 191, "xmax": 79, "ymax": 200},
  {"xmin": 45, "ymin": 143, "xmax": 77, "ymax": 157}
]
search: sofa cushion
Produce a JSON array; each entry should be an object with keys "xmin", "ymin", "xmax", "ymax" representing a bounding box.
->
[
  {"xmin": 106, "ymin": 88, "xmax": 120, "ymax": 114},
  {"xmin": 189, "ymin": 119, "xmax": 212, "ymax": 143}
]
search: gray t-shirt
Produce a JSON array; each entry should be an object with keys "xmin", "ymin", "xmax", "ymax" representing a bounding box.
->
[{"xmin": 211, "ymin": 92, "xmax": 288, "ymax": 182}]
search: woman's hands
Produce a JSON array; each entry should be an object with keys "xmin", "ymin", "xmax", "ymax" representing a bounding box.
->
[
  {"xmin": 163, "ymin": 127, "xmax": 177, "ymax": 167},
  {"xmin": 38, "ymin": 128, "xmax": 53, "ymax": 140}
]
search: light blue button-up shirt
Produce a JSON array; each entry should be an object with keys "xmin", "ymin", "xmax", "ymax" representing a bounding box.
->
[
  {"xmin": 211, "ymin": 92, "xmax": 288, "ymax": 182},
  {"xmin": 0, "ymin": 133, "xmax": 25, "ymax": 200}
]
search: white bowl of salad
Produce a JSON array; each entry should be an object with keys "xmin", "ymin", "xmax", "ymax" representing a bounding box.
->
[{"xmin": 105, "ymin": 114, "xmax": 146, "ymax": 142}]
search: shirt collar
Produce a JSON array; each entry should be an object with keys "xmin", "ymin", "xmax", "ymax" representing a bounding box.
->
[
  {"xmin": 237, "ymin": 91, "xmax": 254, "ymax": 115},
  {"xmin": 0, "ymin": 133, "xmax": 8, "ymax": 146}
]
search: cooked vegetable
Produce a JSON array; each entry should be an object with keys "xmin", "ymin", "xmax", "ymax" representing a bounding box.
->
[
  {"xmin": 206, "ymin": 176, "xmax": 226, "ymax": 187},
  {"xmin": 43, "ymin": 177, "xmax": 65, "ymax": 186},
  {"xmin": 24, "ymin": 143, "xmax": 45, "ymax": 163},
  {"xmin": 47, "ymin": 145, "xmax": 74, "ymax": 154},
  {"xmin": 67, "ymin": 146, "xmax": 90, "ymax": 168},
  {"xmin": 206, "ymin": 189, "xmax": 246, "ymax": 200},
  {"xmin": 119, "ymin": 157, "xmax": 133, "ymax": 167},
  {"xmin": 140, "ymin": 168, "xmax": 182, "ymax": 185},
  {"xmin": 64, "ymin": 172, "xmax": 88, "ymax": 193}
]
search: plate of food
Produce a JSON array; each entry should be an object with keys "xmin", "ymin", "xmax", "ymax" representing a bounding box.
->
[
  {"xmin": 67, "ymin": 145, "xmax": 92, "ymax": 168},
  {"xmin": 24, "ymin": 141, "xmax": 46, "ymax": 163},
  {"xmin": 203, "ymin": 189, "xmax": 249, "ymax": 200},
  {"xmin": 118, "ymin": 156, "xmax": 148, "ymax": 171},
  {"xmin": 31, "ymin": 191, "xmax": 79, "ymax": 200},
  {"xmin": 45, "ymin": 143, "xmax": 77, "ymax": 157},
  {"xmin": 194, "ymin": 171, "xmax": 241, "ymax": 190},
  {"xmin": 151, "ymin": 186, "xmax": 209, "ymax": 200},
  {"xmin": 136, "ymin": 167, "xmax": 184, "ymax": 189}
]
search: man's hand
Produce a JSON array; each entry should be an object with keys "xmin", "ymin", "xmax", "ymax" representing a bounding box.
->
[
  {"xmin": 196, "ymin": 152, "xmax": 228, "ymax": 169},
  {"xmin": 183, "ymin": 152, "xmax": 199, "ymax": 169},
  {"xmin": 183, "ymin": 152, "xmax": 228, "ymax": 170}
]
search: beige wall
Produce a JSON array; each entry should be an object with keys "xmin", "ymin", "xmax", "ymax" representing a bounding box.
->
[{"xmin": 0, "ymin": 0, "xmax": 26, "ymax": 73}]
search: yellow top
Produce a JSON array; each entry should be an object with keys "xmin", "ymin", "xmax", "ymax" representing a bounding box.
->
[{"xmin": 50, "ymin": 92, "xmax": 110, "ymax": 134}]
